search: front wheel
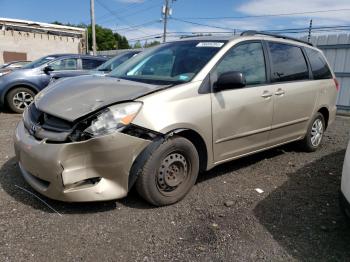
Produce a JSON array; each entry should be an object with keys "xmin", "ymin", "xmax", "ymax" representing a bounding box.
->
[
  {"xmin": 299, "ymin": 113, "xmax": 325, "ymax": 152},
  {"xmin": 136, "ymin": 136, "xmax": 199, "ymax": 206},
  {"xmin": 6, "ymin": 87, "xmax": 35, "ymax": 113}
]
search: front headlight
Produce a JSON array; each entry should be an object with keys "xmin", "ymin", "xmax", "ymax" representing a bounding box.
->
[{"xmin": 84, "ymin": 102, "xmax": 142, "ymax": 136}]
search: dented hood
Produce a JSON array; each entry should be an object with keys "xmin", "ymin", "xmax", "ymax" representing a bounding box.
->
[{"xmin": 35, "ymin": 75, "xmax": 158, "ymax": 122}]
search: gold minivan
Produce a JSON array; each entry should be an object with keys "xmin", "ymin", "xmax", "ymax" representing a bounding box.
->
[{"xmin": 14, "ymin": 31, "xmax": 338, "ymax": 206}]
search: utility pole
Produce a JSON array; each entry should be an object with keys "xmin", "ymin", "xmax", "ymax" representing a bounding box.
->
[
  {"xmin": 85, "ymin": 27, "xmax": 89, "ymax": 54},
  {"xmin": 162, "ymin": 0, "xmax": 170, "ymax": 43},
  {"xmin": 90, "ymin": 0, "xmax": 97, "ymax": 55},
  {"xmin": 307, "ymin": 19, "xmax": 313, "ymax": 43}
]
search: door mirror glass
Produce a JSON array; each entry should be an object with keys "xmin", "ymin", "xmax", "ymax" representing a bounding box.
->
[
  {"xmin": 214, "ymin": 71, "xmax": 246, "ymax": 91},
  {"xmin": 43, "ymin": 65, "xmax": 54, "ymax": 74}
]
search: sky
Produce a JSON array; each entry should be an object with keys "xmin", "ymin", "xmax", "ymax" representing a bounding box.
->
[{"xmin": 1, "ymin": 0, "xmax": 350, "ymax": 43}]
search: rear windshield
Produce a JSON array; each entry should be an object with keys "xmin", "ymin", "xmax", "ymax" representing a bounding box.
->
[{"xmin": 109, "ymin": 40, "xmax": 226, "ymax": 85}]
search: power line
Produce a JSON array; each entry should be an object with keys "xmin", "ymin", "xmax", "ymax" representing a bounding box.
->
[
  {"xmin": 120, "ymin": 2, "xmax": 161, "ymax": 18},
  {"xmin": 171, "ymin": 17, "xmax": 236, "ymax": 31},
  {"xmin": 98, "ymin": 1, "xmax": 162, "ymax": 25},
  {"xmin": 175, "ymin": 8, "xmax": 350, "ymax": 20},
  {"xmin": 114, "ymin": 20, "xmax": 161, "ymax": 32},
  {"xmin": 95, "ymin": 0, "xmax": 149, "ymax": 35},
  {"xmin": 93, "ymin": 0, "xmax": 156, "ymax": 22}
]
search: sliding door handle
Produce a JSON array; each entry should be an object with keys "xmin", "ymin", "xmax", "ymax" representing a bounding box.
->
[
  {"xmin": 275, "ymin": 89, "xmax": 285, "ymax": 96},
  {"xmin": 261, "ymin": 91, "xmax": 273, "ymax": 98}
]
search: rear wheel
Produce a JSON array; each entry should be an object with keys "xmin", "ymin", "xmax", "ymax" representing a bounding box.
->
[
  {"xmin": 299, "ymin": 113, "xmax": 325, "ymax": 152},
  {"xmin": 6, "ymin": 87, "xmax": 35, "ymax": 113},
  {"xmin": 136, "ymin": 136, "xmax": 199, "ymax": 206}
]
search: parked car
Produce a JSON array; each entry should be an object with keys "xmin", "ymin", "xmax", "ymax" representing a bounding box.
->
[
  {"xmin": 92, "ymin": 51, "xmax": 140, "ymax": 76},
  {"xmin": 14, "ymin": 32, "xmax": 338, "ymax": 206},
  {"xmin": 0, "ymin": 54, "xmax": 107, "ymax": 113},
  {"xmin": 341, "ymin": 141, "xmax": 350, "ymax": 219},
  {"xmin": 0, "ymin": 61, "xmax": 31, "ymax": 77},
  {"xmin": 49, "ymin": 51, "xmax": 140, "ymax": 84}
]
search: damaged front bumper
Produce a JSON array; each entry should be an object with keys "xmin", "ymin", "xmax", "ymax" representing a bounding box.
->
[{"xmin": 14, "ymin": 120, "xmax": 151, "ymax": 202}]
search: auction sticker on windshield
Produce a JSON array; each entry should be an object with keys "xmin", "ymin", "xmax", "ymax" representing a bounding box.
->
[{"xmin": 196, "ymin": 42, "xmax": 224, "ymax": 48}]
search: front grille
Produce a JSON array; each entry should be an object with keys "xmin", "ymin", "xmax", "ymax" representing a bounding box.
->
[
  {"xmin": 27, "ymin": 103, "xmax": 73, "ymax": 132},
  {"xmin": 42, "ymin": 112, "xmax": 73, "ymax": 132},
  {"xmin": 24, "ymin": 104, "xmax": 74, "ymax": 142}
]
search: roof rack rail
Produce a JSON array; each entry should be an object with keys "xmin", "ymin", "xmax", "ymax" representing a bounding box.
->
[{"xmin": 240, "ymin": 30, "xmax": 313, "ymax": 46}]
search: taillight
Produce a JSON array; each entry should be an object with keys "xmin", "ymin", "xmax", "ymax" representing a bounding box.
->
[{"xmin": 334, "ymin": 78, "xmax": 340, "ymax": 91}]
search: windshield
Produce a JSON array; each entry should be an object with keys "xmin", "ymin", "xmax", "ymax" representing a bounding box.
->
[
  {"xmin": 97, "ymin": 52, "xmax": 138, "ymax": 72},
  {"xmin": 22, "ymin": 56, "xmax": 57, "ymax": 69},
  {"xmin": 109, "ymin": 40, "xmax": 226, "ymax": 85}
]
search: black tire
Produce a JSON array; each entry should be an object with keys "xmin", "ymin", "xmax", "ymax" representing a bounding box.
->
[
  {"xmin": 6, "ymin": 87, "xmax": 35, "ymax": 113},
  {"xmin": 136, "ymin": 136, "xmax": 199, "ymax": 206},
  {"xmin": 299, "ymin": 112, "xmax": 325, "ymax": 152}
]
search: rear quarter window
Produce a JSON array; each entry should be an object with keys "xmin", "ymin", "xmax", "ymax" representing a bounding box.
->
[
  {"xmin": 82, "ymin": 59, "xmax": 105, "ymax": 70},
  {"xmin": 268, "ymin": 42, "xmax": 309, "ymax": 82},
  {"xmin": 305, "ymin": 48, "xmax": 332, "ymax": 80}
]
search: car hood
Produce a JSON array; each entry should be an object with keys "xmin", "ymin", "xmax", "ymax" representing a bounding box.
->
[
  {"xmin": 35, "ymin": 75, "xmax": 159, "ymax": 122},
  {"xmin": 0, "ymin": 68, "xmax": 34, "ymax": 78}
]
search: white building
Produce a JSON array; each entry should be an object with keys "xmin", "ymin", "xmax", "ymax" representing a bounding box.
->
[{"xmin": 0, "ymin": 18, "xmax": 87, "ymax": 64}]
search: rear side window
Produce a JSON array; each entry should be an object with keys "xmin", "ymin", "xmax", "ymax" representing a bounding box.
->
[
  {"xmin": 305, "ymin": 48, "xmax": 332, "ymax": 80},
  {"xmin": 268, "ymin": 42, "xmax": 309, "ymax": 82},
  {"xmin": 215, "ymin": 42, "xmax": 266, "ymax": 85},
  {"xmin": 49, "ymin": 58, "xmax": 77, "ymax": 70},
  {"xmin": 82, "ymin": 59, "xmax": 105, "ymax": 70}
]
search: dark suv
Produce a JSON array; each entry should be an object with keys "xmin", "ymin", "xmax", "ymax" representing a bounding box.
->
[{"xmin": 0, "ymin": 54, "xmax": 107, "ymax": 113}]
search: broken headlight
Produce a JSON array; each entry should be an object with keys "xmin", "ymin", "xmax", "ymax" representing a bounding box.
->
[{"xmin": 84, "ymin": 102, "xmax": 142, "ymax": 137}]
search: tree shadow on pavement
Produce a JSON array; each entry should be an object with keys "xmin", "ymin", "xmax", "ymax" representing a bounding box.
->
[
  {"xmin": 254, "ymin": 150, "xmax": 350, "ymax": 261},
  {"xmin": 197, "ymin": 145, "xmax": 290, "ymax": 184}
]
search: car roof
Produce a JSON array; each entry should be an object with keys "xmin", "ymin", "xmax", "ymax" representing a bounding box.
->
[
  {"xmin": 44, "ymin": 54, "xmax": 108, "ymax": 60},
  {"xmin": 171, "ymin": 32, "xmax": 316, "ymax": 49},
  {"xmin": 173, "ymin": 35, "xmax": 237, "ymax": 42}
]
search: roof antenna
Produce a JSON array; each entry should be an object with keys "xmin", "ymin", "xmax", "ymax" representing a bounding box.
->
[{"xmin": 307, "ymin": 19, "xmax": 313, "ymax": 43}]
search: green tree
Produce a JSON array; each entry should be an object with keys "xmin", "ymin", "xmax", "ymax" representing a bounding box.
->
[
  {"xmin": 133, "ymin": 41, "xmax": 142, "ymax": 49},
  {"xmin": 87, "ymin": 25, "xmax": 131, "ymax": 51},
  {"xmin": 144, "ymin": 41, "xmax": 161, "ymax": 48},
  {"xmin": 87, "ymin": 25, "xmax": 116, "ymax": 51},
  {"xmin": 52, "ymin": 21, "xmax": 130, "ymax": 51},
  {"xmin": 113, "ymin": 33, "xmax": 130, "ymax": 49}
]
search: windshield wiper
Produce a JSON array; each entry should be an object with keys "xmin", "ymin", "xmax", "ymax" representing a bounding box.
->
[{"xmin": 98, "ymin": 68, "xmax": 110, "ymax": 72}]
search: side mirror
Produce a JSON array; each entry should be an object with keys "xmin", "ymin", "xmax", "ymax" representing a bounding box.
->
[
  {"xmin": 214, "ymin": 71, "xmax": 246, "ymax": 92},
  {"xmin": 43, "ymin": 65, "xmax": 54, "ymax": 74}
]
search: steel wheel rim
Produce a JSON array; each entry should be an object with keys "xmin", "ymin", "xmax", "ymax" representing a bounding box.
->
[
  {"xmin": 156, "ymin": 152, "xmax": 190, "ymax": 196},
  {"xmin": 311, "ymin": 119, "xmax": 323, "ymax": 147},
  {"xmin": 13, "ymin": 91, "xmax": 33, "ymax": 110}
]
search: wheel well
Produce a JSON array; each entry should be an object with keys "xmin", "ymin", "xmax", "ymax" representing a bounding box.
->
[
  {"xmin": 318, "ymin": 107, "xmax": 329, "ymax": 129},
  {"xmin": 4, "ymin": 85, "xmax": 38, "ymax": 105},
  {"xmin": 175, "ymin": 129, "xmax": 208, "ymax": 173}
]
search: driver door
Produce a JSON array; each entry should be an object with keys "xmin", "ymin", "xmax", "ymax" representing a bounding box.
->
[{"xmin": 211, "ymin": 41, "xmax": 275, "ymax": 163}]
